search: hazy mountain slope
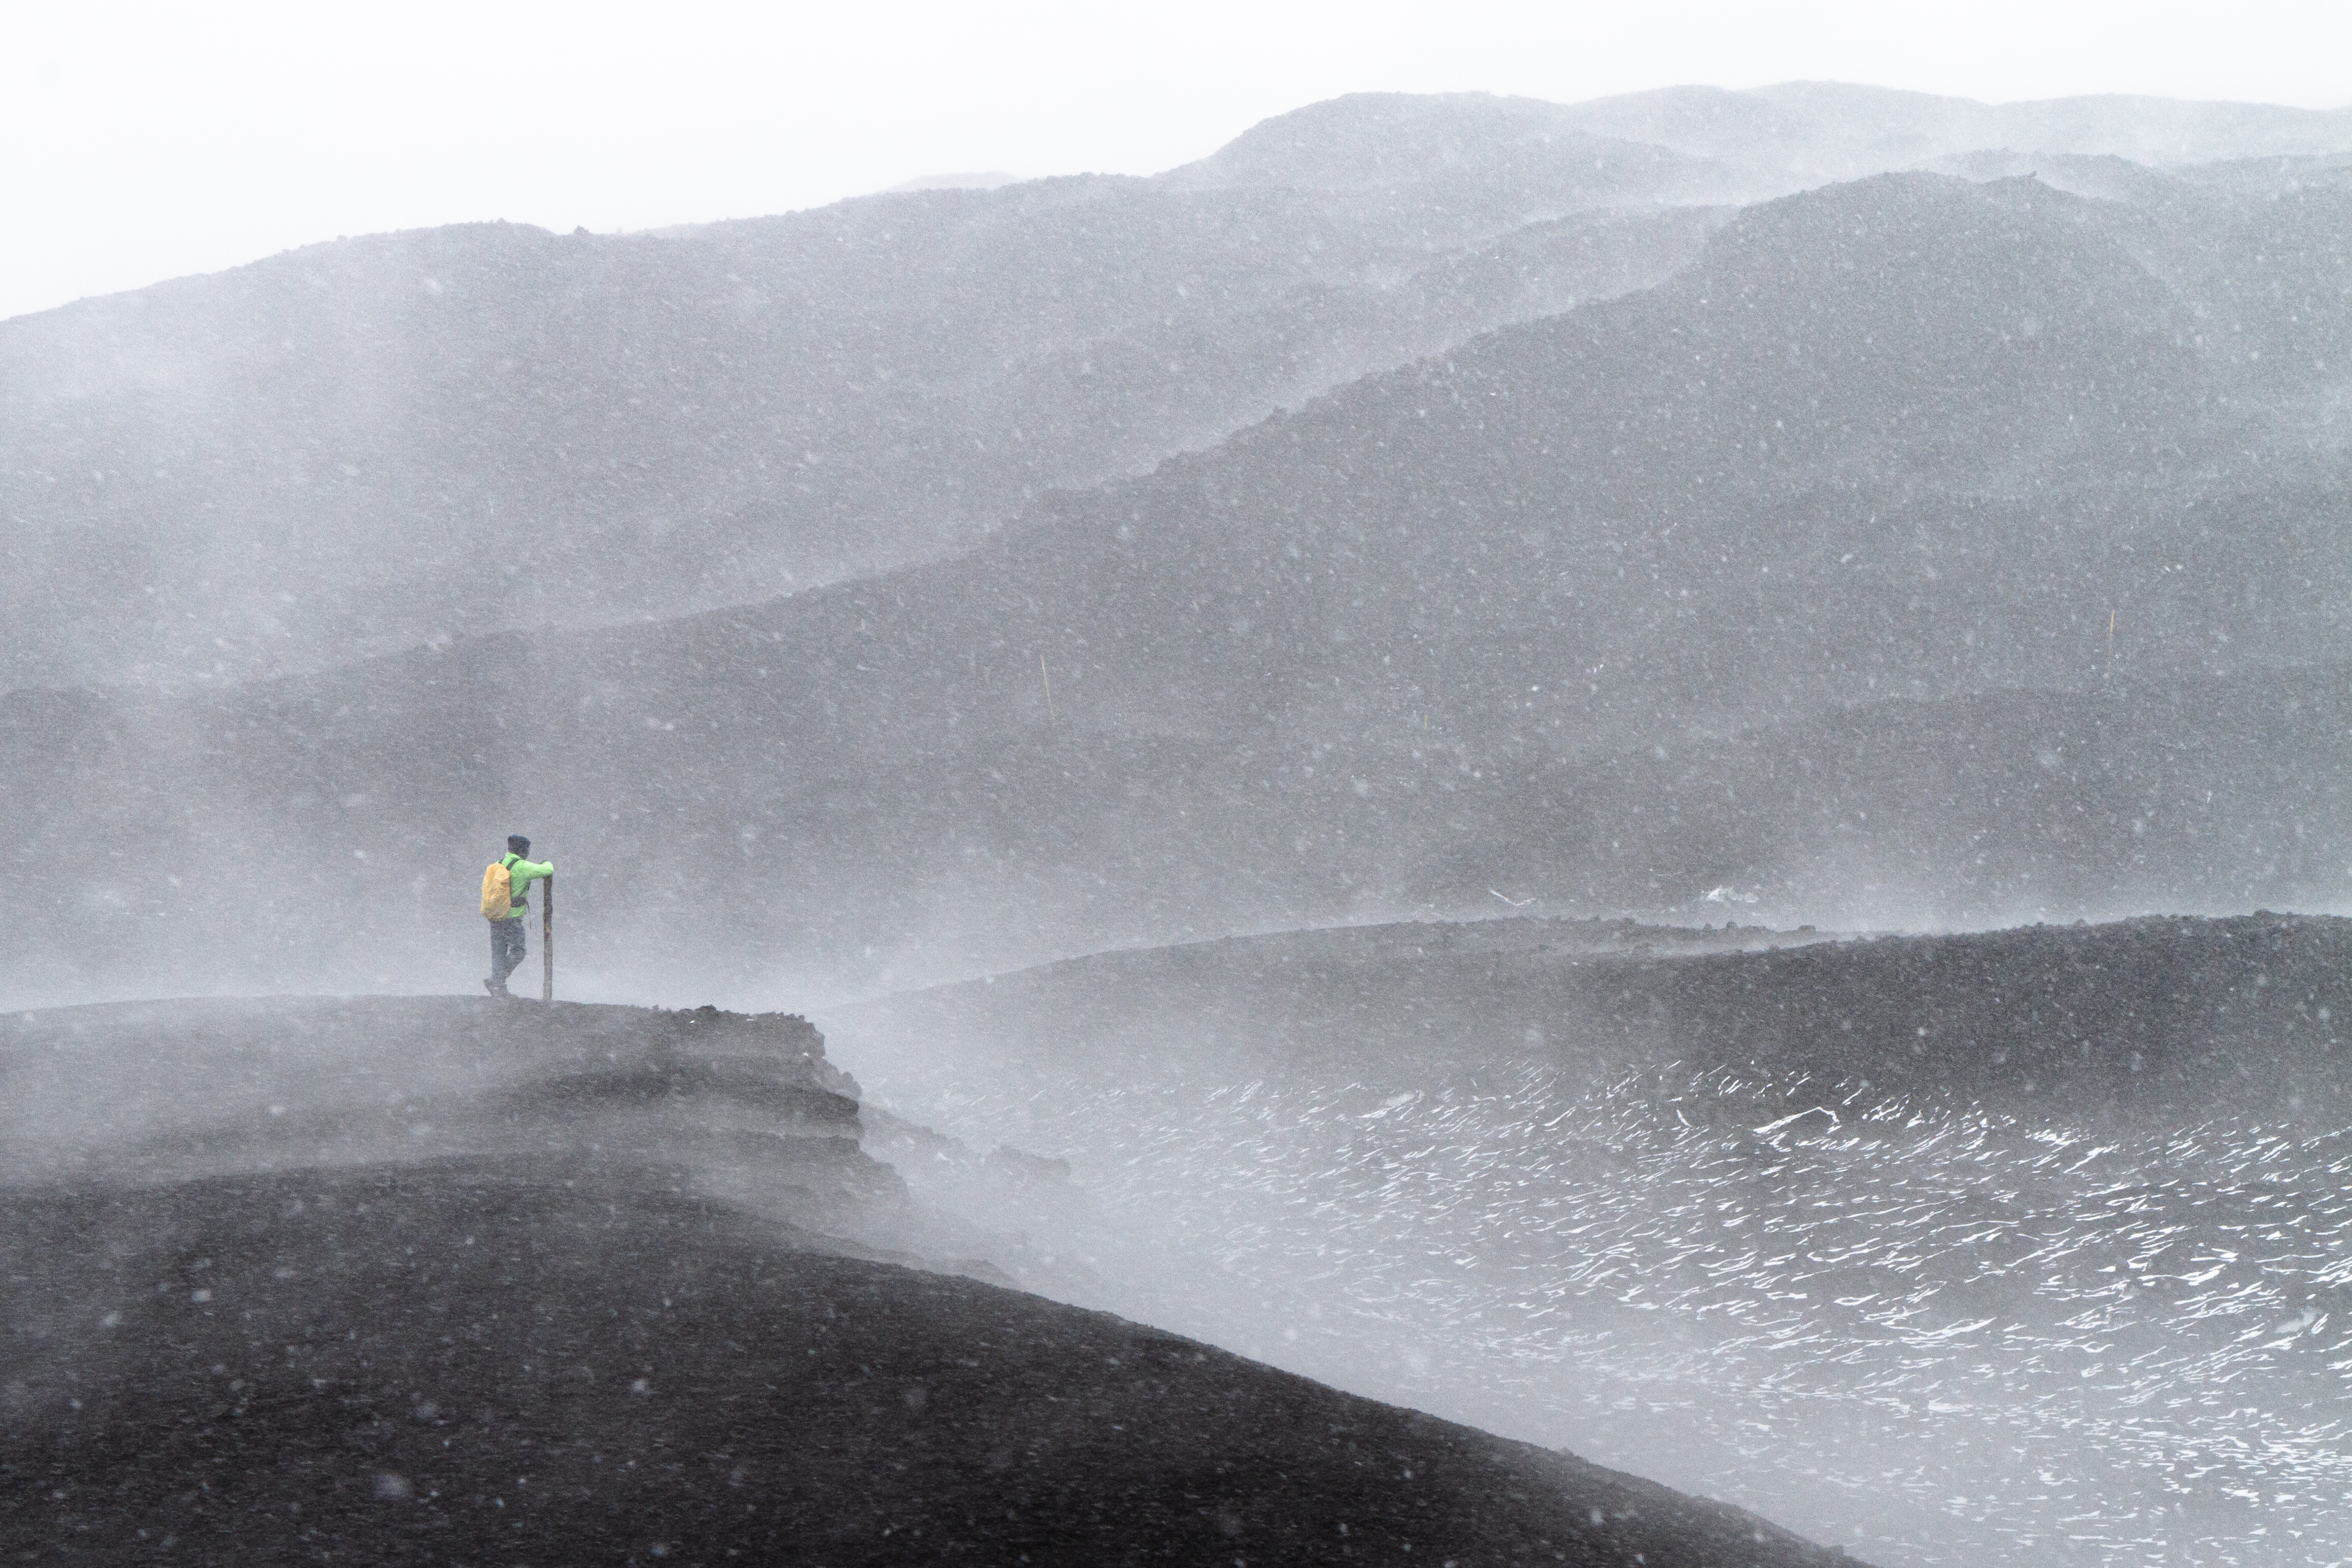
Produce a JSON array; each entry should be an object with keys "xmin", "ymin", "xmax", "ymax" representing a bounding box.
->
[
  {"xmin": 5, "ymin": 627, "xmax": 2343, "ymax": 1002},
  {"xmin": 12, "ymin": 85, "xmax": 2347, "ymax": 695},
  {"xmin": 4, "ymin": 171, "xmax": 2346, "ymax": 997},
  {"xmin": 1164, "ymin": 91, "xmax": 1737, "ymax": 199},
  {"xmin": 495, "ymin": 173, "xmax": 2337, "ymax": 754},
  {"xmin": 1907, "ymin": 152, "xmax": 2352, "ymax": 399},
  {"xmin": 2170, "ymin": 178, "xmax": 2352, "ymax": 390},
  {"xmin": 0, "ymin": 150, "xmax": 1721, "ymax": 691},
  {"xmin": 1556, "ymin": 81, "xmax": 2352, "ymax": 175},
  {"xmin": 1177, "ymin": 85, "xmax": 2352, "ymax": 198}
]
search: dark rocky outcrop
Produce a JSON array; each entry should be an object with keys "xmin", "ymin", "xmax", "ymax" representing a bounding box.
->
[{"xmin": 0, "ymin": 999, "xmax": 878, "ymax": 1221}]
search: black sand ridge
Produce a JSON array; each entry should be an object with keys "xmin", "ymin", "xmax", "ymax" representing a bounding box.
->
[
  {"xmin": 1, "ymin": 998, "xmax": 1860, "ymax": 1566},
  {"xmin": 837, "ymin": 912, "xmax": 2352, "ymax": 1129}
]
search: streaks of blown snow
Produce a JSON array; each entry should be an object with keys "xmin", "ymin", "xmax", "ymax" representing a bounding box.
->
[{"xmin": 891, "ymin": 1061, "xmax": 2352, "ymax": 1568}]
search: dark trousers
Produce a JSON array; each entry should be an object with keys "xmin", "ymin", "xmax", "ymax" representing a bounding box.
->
[{"xmin": 489, "ymin": 916, "xmax": 527, "ymax": 991}]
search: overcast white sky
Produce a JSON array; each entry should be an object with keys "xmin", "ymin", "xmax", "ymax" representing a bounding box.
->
[{"xmin": 5, "ymin": 1, "xmax": 2346, "ymax": 322}]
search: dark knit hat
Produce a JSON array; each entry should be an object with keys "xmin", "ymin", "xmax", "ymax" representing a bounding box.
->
[{"xmin": 507, "ymin": 835, "xmax": 531, "ymax": 855}]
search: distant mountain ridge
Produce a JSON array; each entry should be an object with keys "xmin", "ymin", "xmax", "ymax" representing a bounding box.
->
[
  {"xmin": 1562, "ymin": 81, "xmax": 2352, "ymax": 170},
  {"xmin": 9, "ymin": 82, "xmax": 2350, "ymax": 693},
  {"xmin": 1172, "ymin": 85, "xmax": 2352, "ymax": 192},
  {"xmin": 4, "ymin": 91, "xmax": 2350, "ymax": 998},
  {"xmin": 0, "ymin": 143, "xmax": 1724, "ymax": 690}
]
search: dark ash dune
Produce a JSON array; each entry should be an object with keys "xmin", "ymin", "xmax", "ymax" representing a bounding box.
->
[
  {"xmin": 828, "ymin": 914, "xmax": 2352, "ymax": 1566},
  {"xmin": 838, "ymin": 911, "xmax": 2352, "ymax": 1127},
  {"xmin": 2, "ymin": 1167, "xmax": 1853, "ymax": 1567},
  {"xmin": 1, "ymin": 996, "xmax": 1860, "ymax": 1566}
]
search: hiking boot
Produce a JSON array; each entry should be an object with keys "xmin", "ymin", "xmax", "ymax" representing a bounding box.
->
[{"xmin": 483, "ymin": 978, "xmax": 510, "ymax": 997}]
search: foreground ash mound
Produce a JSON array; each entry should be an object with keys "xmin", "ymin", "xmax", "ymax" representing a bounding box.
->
[{"xmin": 0, "ymin": 997, "xmax": 1851, "ymax": 1566}]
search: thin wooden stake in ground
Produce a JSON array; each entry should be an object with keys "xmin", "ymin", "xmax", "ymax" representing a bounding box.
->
[{"xmin": 542, "ymin": 873, "xmax": 554, "ymax": 1004}]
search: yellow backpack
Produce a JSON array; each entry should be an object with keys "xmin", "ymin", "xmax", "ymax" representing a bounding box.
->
[{"xmin": 479, "ymin": 860, "xmax": 513, "ymax": 920}]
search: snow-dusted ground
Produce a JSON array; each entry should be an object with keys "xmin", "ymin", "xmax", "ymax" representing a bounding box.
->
[{"xmin": 862, "ymin": 1054, "xmax": 2352, "ymax": 1567}]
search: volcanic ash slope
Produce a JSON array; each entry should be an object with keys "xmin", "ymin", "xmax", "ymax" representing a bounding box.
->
[
  {"xmin": 827, "ymin": 913, "xmax": 2352, "ymax": 1567},
  {"xmin": 0, "ymin": 996, "xmax": 1854, "ymax": 1566}
]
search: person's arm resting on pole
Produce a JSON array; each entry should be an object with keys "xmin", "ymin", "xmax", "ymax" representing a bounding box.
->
[{"xmin": 507, "ymin": 857, "xmax": 554, "ymax": 906}]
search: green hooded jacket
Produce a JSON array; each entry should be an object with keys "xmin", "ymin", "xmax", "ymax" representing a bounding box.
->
[{"xmin": 498, "ymin": 852, "xmax": 553, "ymax": 920}]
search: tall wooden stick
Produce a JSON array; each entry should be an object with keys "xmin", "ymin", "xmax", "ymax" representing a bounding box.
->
[{"xmin": 542, "ymin": 873, "xmax": 554, "ymax": 1004}]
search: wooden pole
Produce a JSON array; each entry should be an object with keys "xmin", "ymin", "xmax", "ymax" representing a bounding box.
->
[{"xmin": 542, "ymin": 873, "xmax": 554, "ymax": 1004}]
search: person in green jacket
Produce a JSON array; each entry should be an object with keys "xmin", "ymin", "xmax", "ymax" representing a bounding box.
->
[{"xmin": 487, "ymin": 834, "xmax": 554, "ymax": 996}]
